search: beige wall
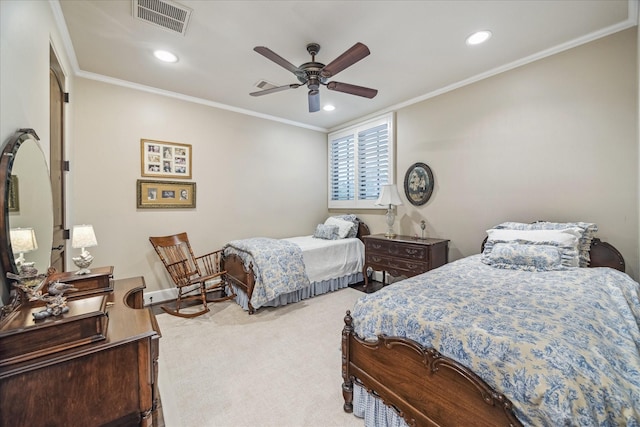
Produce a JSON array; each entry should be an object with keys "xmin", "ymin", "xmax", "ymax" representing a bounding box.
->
[
  {"xmin": 357, "ymin": 28, "xmax": 639, "ymax": 279},
  {"xmin": 0, "ymin": 1, "xmax": 74, "ymax": 161},
  {"xmin": 71, "ymin": 79, "xmax": 327, "ymax": 296},
  {"xmin": 1, "ymin": 1, "xmax": 638, "ymax": 301}
]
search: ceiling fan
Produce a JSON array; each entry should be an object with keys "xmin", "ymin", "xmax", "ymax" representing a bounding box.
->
[{"xmin": 250, "ymin": 42, "xmax": 378, "ymax": 113}]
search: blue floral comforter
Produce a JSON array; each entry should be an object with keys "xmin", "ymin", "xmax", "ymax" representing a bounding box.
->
[
  {"xmin": 352, "ymin": 255, "xmax": 640, "ymax": 426},
  {"xmin": 223, "ymin": 238, "xmax": 310, "ymax": 309}
]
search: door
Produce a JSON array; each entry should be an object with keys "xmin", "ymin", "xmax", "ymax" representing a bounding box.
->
[{"xmin": 50, "ymin": 46, "xmax": 66, "ymax": 272}]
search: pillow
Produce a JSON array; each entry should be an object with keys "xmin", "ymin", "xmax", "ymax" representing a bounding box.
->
[
  {"xmin": 482, "ymin": 228, "xmax": 581, "ymax": 269},
  {"xmin": 324, "ymin": 216, "xmax": 356, "ymax": 239},
  {"xmin": 493, "ymin": 222, "xmax": 597, "ymax": 267},
  {"xmin": 313, "ymin": 224, "xmax": 339, "ymax": 240},
  {"xmin": 331, "ymin": 214, "xmax": 359, "ymax": 238},
  {"xmin": 482, "ymin": 242, "xmax": 565, "ymax": 271}
]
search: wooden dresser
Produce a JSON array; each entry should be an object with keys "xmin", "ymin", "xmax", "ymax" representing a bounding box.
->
[
  {"xmin": 363, "ymin": 234, "xmax": 449, "ymax": 287},
  {"xmin": 0, "ymin": 274, "xmax": 160, "ymax": 427}
]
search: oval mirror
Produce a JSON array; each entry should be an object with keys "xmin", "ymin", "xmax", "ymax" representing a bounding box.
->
[{"xmin": 0, "ymin": 129, "xmax": 54, "ymax": 307}]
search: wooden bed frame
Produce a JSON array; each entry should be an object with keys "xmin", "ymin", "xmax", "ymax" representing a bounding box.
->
[
  {"xmin": 221, "ymin": 220, "xmax": 371, "ymax": 314},
  {"xmin": 341, "ymin": 237, "xmax": 626, "ymax": 427}
]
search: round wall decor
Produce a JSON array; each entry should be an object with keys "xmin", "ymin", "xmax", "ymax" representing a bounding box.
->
[{"xmin": 403, "ymin": 162, "xmax": 434, "ymax": 206}]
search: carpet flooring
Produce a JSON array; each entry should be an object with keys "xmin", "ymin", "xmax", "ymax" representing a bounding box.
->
[{"xmin": 156, "ymin": 287, "xmax": 366, "ymax": 427}]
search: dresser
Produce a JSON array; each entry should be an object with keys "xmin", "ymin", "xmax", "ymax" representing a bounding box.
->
[
  {"xmin": 363, "ymin": 234, "xmax": 450, "ymax": 287},
  {"xmin": 0, "ymin": 274, "xmax": 160, "ymax": 427}
]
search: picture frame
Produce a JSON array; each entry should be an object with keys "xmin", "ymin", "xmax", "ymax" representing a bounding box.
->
[
  {"xmin": 8, "ymin": 175, "xmax": 19, "ymax": 212},
  {"xmin": 141, "ymin": 139, "xmax": 192, "ymax": 179},
  {"xmin": 136, "ymin": 180, "xmax": 196, "ymax": 209},
  {"xmin": 403, "ymin": 162, "xmax": 434, "ymax": 206}
]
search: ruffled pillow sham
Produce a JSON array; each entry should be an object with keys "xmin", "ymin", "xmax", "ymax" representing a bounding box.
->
[
  {"xmin": 492, "ymin": 221, "xmax": 597, "ymax": 267},
  {"xmin": 482, "ymin": 228, "xmax": 581, "ymax": 271}
]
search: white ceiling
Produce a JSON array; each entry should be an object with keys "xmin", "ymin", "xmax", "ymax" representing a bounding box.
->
[{"xmin": 56, "ymin": 0, "xmax": 637, "ymax": 132}]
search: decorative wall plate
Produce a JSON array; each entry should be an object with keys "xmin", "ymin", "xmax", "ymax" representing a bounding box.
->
[{"xmin": 404, "ymin": 162, "xmax": 434, "ymax": 206}]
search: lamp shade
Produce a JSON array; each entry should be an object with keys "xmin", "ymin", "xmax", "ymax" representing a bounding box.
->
[
  {"xmin": 10, "ymin": 228, "xmax": 38, "ymax": 253},
  {"xmin": 72, "ymin": 224, "xmax": 98, "ymax": 249},
  {"xmin": 375, "ymin": 184, "xmax": 403, "ymax": 207}
]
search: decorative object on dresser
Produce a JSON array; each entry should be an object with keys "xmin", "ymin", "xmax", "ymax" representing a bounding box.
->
[
  {"xmin": 404, "ymin": 162, "xmax": 434, "ymax": 206},
  {"xmin": 11, "ymin": 276, "xmax": 78, "ymax": 320},
  {"xmin": 362, "ymin": 234, "xmax": 449, "ymax": 288},
  {"xmin": 71, "ymin": 224, "xmax": 98, "ymax": 274},
  {"xmin": 375, "ymin": 184, "xmax": 403, "ymax": 238},
  {"xmin": 149, "ymin": 232, "xmax": 235, "ymax": 318}
]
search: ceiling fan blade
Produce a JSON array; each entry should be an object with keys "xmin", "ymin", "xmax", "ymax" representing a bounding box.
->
[
  {"xmin": 326, "ymin": 81, "xmax": 378, "ymax": 99},
  {"xmin": 254, "ymin": 46, "xmax": 299, "ymax": 74},
  {"xmin": 308, "ymin": 89, "xmax": 320, "ymax": 113},
  {"xmin": 250, "ymin": 84, "xmax": 300, "ymax": 96},
  {"xmin": 320, "ymin": 42, "xmax": 370, "ymax": 78}
]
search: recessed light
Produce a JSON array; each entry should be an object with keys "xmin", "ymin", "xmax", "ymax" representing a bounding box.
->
[
  {"xmin": 153, "ymin": 50, "xmax": 178, "ymax": 63},
  {"xmin": 323, "ymin": 105, "xmax": 335, "ymax": 111},
  {"xmin": 466, "ymin": 30, "xmax": 492, "ymax": 46}
]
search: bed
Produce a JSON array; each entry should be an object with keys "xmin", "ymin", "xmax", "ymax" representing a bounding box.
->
[
  {"xmin": 341, "ymin": 222, "xmax": 640, "ymax": 426},
  {"xmin": 221, "ymin": 216, "xmax": 370, "ymax": 314}
]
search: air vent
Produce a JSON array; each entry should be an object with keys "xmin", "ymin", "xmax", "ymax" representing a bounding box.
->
[
  {"xmin": 255, "ymin": 80, "xmax": 278, "ymax": 90},
  {"xmin": 133, "ymin": 0, "xmax": 192, "ymax": 35}
]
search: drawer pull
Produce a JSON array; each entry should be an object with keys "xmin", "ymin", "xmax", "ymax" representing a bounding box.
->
[{"xmin": 405, "ymin": 249, "xmax": 419, "ymax": 255}]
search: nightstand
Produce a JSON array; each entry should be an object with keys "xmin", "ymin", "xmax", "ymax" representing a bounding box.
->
[{"xmin": 363, "ymin": 234, "xmax": 449, "ymax": 288}]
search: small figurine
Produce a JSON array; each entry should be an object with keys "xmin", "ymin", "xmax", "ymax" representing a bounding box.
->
[{"xmin": 8, "ymin": 272, "xmax": 77, "ymax": 320}]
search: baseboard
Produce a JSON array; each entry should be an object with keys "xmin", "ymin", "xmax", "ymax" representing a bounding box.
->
[
  {"xmin": 144, "ymin": 288, "xmax": 177, "ymax": 306},
  {"xmin": 143, "ymin": 278, "xmax": 224, "ymax": 307}
]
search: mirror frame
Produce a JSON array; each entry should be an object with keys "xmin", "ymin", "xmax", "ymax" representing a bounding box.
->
[{"xmin": 0, "ymin": 128, "xmax": 41, "ymax": 318}]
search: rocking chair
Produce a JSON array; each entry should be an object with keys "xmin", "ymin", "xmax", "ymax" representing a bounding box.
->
[{"xmin": 149, "ymin": 232, "xmax": 235, "ymax": 318}]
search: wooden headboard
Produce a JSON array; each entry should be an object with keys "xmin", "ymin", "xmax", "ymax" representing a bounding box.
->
[
  {"xmin": 480, "ymin": 237, "xmax": 625, "ymax": 272},
  {"xmin": 356, "ymin": 219, "xmax": 371, "ymax": 241}
]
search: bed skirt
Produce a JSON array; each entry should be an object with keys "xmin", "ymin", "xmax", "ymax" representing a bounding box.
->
[
  {"xmin": 353, "ymin": 383, "xmax": 408, "ymax": 427},
  {"xmin": 226, "ymin": 272, "xmax": 363, "ymax": 311}
]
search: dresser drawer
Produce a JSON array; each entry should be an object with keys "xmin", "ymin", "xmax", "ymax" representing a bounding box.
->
[
  {"xmin": 365, "ymin": 240, "xmax": 429, "ymax": 262},
  {"xmin": 365, "ymin": 253, "xmax": 428, "ymax": 275}
]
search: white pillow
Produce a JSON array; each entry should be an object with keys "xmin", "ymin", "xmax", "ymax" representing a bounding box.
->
[
  {"xmin": 485, "ymin": 228, "xmax": 582, "ymax": 246},
  {"xmin": 324, "ymin": 217, "xmax": 355, "ymax": 239}
]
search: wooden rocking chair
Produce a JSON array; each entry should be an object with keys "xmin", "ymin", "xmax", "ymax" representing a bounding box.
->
[{"xmin": 149, "ymin": 232, "xmax": 235, "ymax": 318}]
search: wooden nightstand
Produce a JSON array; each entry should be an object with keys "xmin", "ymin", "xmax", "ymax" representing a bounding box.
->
[{"xmin": 363, "ymin": 234, "xmax": 449, "ymax": 288}]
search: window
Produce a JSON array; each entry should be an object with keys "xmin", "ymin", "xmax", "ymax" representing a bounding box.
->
[{"xmin": 328, "ymin": 113, "xmax": 395, "ymax": 209}]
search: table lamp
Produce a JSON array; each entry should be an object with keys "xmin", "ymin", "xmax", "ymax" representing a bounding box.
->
[
  {"xmin": 375, "ymin": 184, "xmax": 403, "ymax": 238},
  {"xmin": 72, "ymin": 224, "xmax": 98, "ymax": 275},
  {"xmin": 10, "ymin": 227, "xmax": 38, "ymax": 267}
]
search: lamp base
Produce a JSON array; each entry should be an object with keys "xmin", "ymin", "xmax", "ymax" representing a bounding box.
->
[
  {"xmin": 385, "ymin": 206, "xmax": 397, "ymax": 239},
  {"xmin": 72, "ymin": 251, "xmax": 94, "ymax": 275}
]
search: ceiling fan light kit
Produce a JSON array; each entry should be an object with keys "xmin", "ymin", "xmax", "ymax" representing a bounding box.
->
[{"xmin": 250, "ymin": 42, "xmax": 378, "ymax": 113}]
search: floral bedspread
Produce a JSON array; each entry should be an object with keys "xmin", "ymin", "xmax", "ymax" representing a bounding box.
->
[
  {"xmin": 223, "ymin": 238, "xmax": 310, "ymax": 309},
  {"xmin": 352, "ymin": 255, "xmax": 640, "ymax": 426}
]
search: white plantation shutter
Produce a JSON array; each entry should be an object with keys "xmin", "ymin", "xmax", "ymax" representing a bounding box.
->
[
  {"xmin": 329, "ymin": 134, "xmax": 355, "ymax": 201},
  {"xmin": 328, "ymin": 113, "xmax": 395, "ymax": 208},
  {"xmin": 358, "ymin": 123, "xmax": 389, "ymax": 200}
]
